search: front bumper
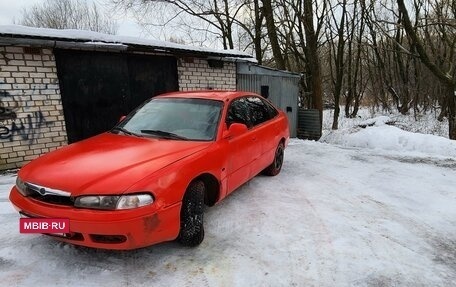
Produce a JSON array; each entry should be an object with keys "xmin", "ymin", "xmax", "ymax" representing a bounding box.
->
[{"xmin": 9, "ymin": 187, "xmax": 181, "ymax": 250}]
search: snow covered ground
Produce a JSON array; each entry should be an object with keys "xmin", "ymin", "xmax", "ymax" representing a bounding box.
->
[
  {"xmin": 323, "ymin": 107, "xmax": 449, "ymax": 138},
  {"xmin": 0, "ymin": 115, "xmax": 455, "ymax": 286}
]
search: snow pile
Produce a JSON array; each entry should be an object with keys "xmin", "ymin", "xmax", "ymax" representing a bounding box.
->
[
  {"xmin": 323, "ymin": 125, "xmax": 456, "ymax": 158},
  {"xmin": 323, "ymin": 107, "xmax": 449, "ymax": 138},
  {"xmin": 322, "ymin": 110, "xmax": 456, "ymax": 158}
]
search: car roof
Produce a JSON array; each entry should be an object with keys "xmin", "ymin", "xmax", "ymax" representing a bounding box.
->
[{"xmin": 156, "ymin": 90, "xmax": 258, "ymax": 102}]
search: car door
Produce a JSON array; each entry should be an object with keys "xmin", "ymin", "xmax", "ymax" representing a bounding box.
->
[
  {"xmin": 225, "ymin": 97, "xmax": 257, "ymax": 193},
  {"xmin": 246, "ymin": 96, "xmax": 280, "ymax": 175}
]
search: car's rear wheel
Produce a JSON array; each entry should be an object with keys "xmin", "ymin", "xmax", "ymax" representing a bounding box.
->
[
  {"xmin": 264, "ymin": 142, "xmax": 284, "ymax": 176},
  {"xmin": 177, "ymin": 180, "xmax": 205, "ymax": 247}
]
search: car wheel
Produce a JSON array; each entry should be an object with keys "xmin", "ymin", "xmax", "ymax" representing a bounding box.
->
[
  {"xmin": 264, "ymin": 142, "xmax": 285, "ymax": 176},
  {"xmin": 177, "ymin": 180, "xmax": 205, "ymax": 247}
]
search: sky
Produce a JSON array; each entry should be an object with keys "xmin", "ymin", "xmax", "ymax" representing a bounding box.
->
[{"xmin": 0, "ymin": 0, "xmax": 146, "ymax": 38}]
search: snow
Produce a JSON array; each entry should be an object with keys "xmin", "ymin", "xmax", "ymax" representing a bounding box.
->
[
  {"xmin": 0, "ymin": 118, "xmax": 455, "ymax": 286},
  {"xmin": 323, "ymin": 107, "xmax": 449, "ymax": 138},
  {"xmin": 0, "ymin": 25, "xmax": 253, "ymax": 58},
  {"xmin": 322, "ymin": 107, "xmax": 456, "ymax": 158},
  {"xmin": 322, "ymin": 124, "xmax": 456, "ymax": 158},
  {"xmin": 83, "ymin": 41, "xmax": 127, "ymax": 47}
]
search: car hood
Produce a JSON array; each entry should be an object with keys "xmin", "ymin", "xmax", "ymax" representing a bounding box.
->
[{"xmin": 19, "ymin": 133, "xmax": 211, "ymax": 196}]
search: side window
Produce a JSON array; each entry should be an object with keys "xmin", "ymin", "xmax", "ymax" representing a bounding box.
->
[
  {"xmin": 247, "ymin": 96, "xmax": 276, "ymax": 126},
  {"xmin": 263, "ymin": 99, "xmax": 279, "ymax": 119},
  {"xmin": 226, "ymin": 98, "xmax": 252, "ymax": 128}
]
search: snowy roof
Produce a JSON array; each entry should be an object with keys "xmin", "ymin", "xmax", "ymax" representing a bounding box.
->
[{"xmin": 0, "ymin": 25, "xmax": 255, "ymax": 60}]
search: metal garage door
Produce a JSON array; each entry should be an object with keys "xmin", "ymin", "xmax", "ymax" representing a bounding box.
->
[{"xmin": 55, "ymin": 50, "xmax": 178, "ymax": 143}]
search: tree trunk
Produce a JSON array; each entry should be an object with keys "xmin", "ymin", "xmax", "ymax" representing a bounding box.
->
[
  {"xmin": 448, "ymin": 88, "xmax": 456, "ymax": 139},
  {"xmin": 332, "ymin": 99, "xmax": 340, "ymax": 130},
  {"xmin": 330, "ymin": 0, "xmax": 347, "ymax": 130},
  {"xmin": 351, "ymin": 96, "xmax": 360, "ymax": 118},
  {"xmin": 303, "ymin": 0, "xmax": 323, "ymax": 127},
  {"xmin": 262, "ymin": 0, "xmax": 285, "ymax": 70},
  {"xmin": 253, "ymin": 0, "xmax": 263, "ymax": 65},
  {"xmin": 397, "ymin": 0, "xmax": 456, "ymax": 139},
  {"xmin": 345, "ymin": 36, "xmax": 353, "ymax": 118}
]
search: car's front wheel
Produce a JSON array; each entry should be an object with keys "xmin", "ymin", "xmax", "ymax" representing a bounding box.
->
[
  {"xmin": 177, "ymin": 180, "xmax": 205, "ymax": 247},
  {"xmin": 263, "ymin": 142, "xmax": 285, "ymax": 176}
]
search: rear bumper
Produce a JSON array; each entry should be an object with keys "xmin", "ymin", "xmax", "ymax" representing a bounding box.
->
[{"xmin": 9, "ymin": 187, "xmax": 181, "ymax": 250}]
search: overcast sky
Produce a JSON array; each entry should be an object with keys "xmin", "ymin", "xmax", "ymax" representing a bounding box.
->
[{"xmin": 0, "ymin": 0, "xmax": 146, "ymax": 37}]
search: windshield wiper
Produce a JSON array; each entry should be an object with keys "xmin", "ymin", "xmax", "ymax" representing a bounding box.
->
[
  {"xmin": 111, "ymin": 127, "xmax": 142, "ymax": 137},
  {"xmin": 140, "ymin": 129, "xmax": 188, "ymax": 140}
]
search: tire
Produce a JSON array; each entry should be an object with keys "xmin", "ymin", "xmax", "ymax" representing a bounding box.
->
[
  {"xmin": 263, "ymin": 142, "xmax": 285, "ymax": 176},
  {"xmin": 177, "ymin": 180, "xmax": 205, "ymax": 247}
]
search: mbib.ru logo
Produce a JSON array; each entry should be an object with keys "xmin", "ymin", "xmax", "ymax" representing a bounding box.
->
[{"xmin": 20, "ymin": 218, "xmax": 70, "ymax": 233}]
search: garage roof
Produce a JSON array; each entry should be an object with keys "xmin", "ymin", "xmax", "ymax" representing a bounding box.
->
[{"xmin": 0, "ymin": 25, "xmax": 255, "ymax": 60}]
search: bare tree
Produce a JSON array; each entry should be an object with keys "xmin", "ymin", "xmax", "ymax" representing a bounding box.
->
[
  {"xmin": 302, "ymin": 0, "xmax": 323, "ymax": 124},
  {"xmin": 344, "ymin": 0, "xmax": 366, "ymax": 118},
  {"xmin": 262, "ymin": 0, "xmax": 286, "ymax": 69},
  {"xmin": 397, "ymin": 0, "xmax": 456, "ymax": 139},
  {"xmin": 20, "ymin": 0, "xmax": 118, "ymax": 34},
  {"xmin": 112, "ymin": 0, "xmax": 246, "ymax": 49},
  {"xmin": 326, "ymin": 0, "xmax": 348, "ymax": 130}
]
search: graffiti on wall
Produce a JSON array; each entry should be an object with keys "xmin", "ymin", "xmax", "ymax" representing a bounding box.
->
[
  {"xmin": 0, "ymin": 90, "xmax": 17, "ymax": 120},
  {"xmin": 0, "ymin": 82, "xmax": 53, "ymax": 145}
]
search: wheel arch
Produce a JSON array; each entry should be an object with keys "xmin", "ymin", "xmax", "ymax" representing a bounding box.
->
[{"xmin": 191, "ymin": 173, "xmax": 220, "ymax": 207}]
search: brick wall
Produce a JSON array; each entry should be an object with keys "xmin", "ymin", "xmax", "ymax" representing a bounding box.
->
[
  {"xmin": 0, "ymin": 46, "xmax": 67, "ymax": 170},
  {"xmin": 178, "ymin": 58, "xmax": 236, "ymax": 91}
]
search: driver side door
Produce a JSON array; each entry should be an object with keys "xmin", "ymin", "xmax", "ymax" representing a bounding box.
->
[{"xmin": 225, "ymin": 97, "xmax": 257, "ymax": 193}]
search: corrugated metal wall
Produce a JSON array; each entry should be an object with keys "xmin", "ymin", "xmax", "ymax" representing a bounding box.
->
[{"xmin": 237, "ymin": 63, "xmax": 299, "ymax": 137}]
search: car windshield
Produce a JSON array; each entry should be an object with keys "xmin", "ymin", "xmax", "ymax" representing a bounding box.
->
[{"xmin": 114, "ymin": 98, "xmax": 223, "ymax": 141}]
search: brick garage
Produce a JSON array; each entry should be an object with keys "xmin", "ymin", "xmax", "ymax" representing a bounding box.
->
[
  {"xmin": 0, "ymin": 26, "xmax": 251, "ymax": 170},
  {"xmin": 0, "ymin": 46, "xmax": 66, "ymax": 170}
]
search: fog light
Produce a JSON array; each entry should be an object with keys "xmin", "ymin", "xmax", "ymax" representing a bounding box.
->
[{"xmin": 90, "ymin": 234, "xmax": 127, "ymax": 244}]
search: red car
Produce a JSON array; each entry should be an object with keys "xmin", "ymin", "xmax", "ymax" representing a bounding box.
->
[{"xmin": 10, "ymin": 91, "xmax": 290, "ymax": 250}]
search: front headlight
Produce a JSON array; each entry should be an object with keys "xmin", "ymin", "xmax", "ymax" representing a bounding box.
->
[
  {"xmin": 15, "ymin": 177, "xmax": 29, "ymax": 196},
  {"xmin": 74, "ymin": 194, "xmax": 154, "ymax": 210}
]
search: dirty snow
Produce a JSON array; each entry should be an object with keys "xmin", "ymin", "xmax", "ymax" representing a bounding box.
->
[{"xmin": 0, "ymin": 121, "xmax": 455, "ymax": 286}]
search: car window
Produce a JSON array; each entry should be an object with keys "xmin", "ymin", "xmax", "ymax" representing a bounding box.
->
[
  {"xmin": 118, "ymin": 98, "xmax": 223, "ymax": 141},
  {"xmin": 246, "ymin": 96, "xmax": 277, "ymax": 127},
  {"xmin": 263, "ymin": 98, "xmax": 279, "ymax": 119},
  {"xmin": 226, "ymin": 98, "xmax": 252, "ymax": 128}
]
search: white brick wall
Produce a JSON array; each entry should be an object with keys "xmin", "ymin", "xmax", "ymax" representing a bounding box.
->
[
  {"xmin": 178, "ymin": 58, "xmax": 236, "ymax": 91},
  {"xmin": 0, "ymin": 46, "xmax": 67, "ymax": 170}
]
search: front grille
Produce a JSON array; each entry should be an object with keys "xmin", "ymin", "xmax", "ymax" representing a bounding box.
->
[
  {"xmin": 25, "ymin": 183, "xmax": 74, "ymax": 206},
  {"xmin": 28, "ymin": 192, "xmax": 74, "ymax": 206}
]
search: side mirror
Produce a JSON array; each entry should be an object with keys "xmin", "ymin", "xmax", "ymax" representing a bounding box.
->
[
  {"xmin": 119, "ymin": 115, "xmax": 126, "ymax": 123},
  {"xmin": 223, "ymin": 123, "xmax": 248, "ymax": 139}
]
